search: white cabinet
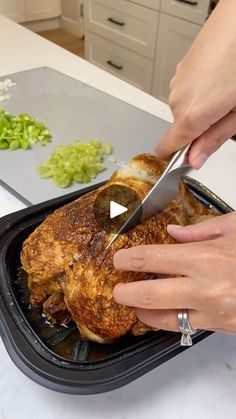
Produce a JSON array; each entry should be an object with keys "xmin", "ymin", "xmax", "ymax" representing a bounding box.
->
[
  {"xmin": 84, "ymin": 0, "xmax": 211, "ymax": 100},
  {"xmin": 85, "ymin": 32, "xmax": 153, "ymax": 92},
  {"xmin": 25, "ymin": 0, "xmax": 61, "ymax": 21},
  {"xmin": 0, "ymin": 0, "xmax": 61, "ymax": 22},
  {"xmin": 161, "ymin": 0, "xmax": 210, "ymax": 25},
  {"xmin": 85, "ymin": 0, "xmax": 159, "ymax": 59},
  {"xmin": 84, "ymin": 0, "xmax": 160, "ymax": 91},
  {"xmin": 0, "ymin": 0, "xmax": 26, "ymax": 22},
  {"xmin": 128, "ymin": 0, "xmax": 161, "ymax": 10},
  {"xmin": 61, "ymin": 0, "xmax": 84, "ymax": 38},
  {"xmin": 152, "ymin": 13, "xmax": 201, "ymax": 102}
]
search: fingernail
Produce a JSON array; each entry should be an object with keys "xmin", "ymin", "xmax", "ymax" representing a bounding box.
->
[
  {"xmin": 191, "ymin": 153, "xmax": 208, "ymax": 169},
  {"xmin": 167, "ymin": 224, "xmax": 183, "ymax": 233},
  {"xmin": 113, "ymin": 249, "xmax": 128, "ymax": 270},
  {"xmin": 113, "ymin": 283, "xmax": 126, "ymax": 304}
]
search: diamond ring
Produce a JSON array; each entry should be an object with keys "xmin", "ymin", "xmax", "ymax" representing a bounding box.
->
[{"xmin": 177, "ymin": 311, "xmax": 197, "ymax": 346}]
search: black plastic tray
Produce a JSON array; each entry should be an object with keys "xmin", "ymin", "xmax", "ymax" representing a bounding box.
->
[{"xmin": 0, "ymin": 178, "xmax": 233, "ymax": 394}]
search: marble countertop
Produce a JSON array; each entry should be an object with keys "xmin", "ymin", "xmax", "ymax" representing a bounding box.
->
[{"xmin": 0, "ymin": 14, "xmax": 236, "ymax": 419}]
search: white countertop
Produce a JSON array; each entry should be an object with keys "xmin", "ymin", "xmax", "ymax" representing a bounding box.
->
[{"xmin": 0, "ymin": 15, "xmax": 236, "ymax": 419}]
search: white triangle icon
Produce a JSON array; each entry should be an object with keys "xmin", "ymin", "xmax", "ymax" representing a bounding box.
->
[{"xmin": 110, "ymin": 201, "xmax": 128, "ymax": 219}]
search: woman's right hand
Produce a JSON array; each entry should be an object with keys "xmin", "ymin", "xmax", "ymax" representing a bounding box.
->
[{"xmin": 155, "ymin": 0, "xmax": 236, "ymax": 169}]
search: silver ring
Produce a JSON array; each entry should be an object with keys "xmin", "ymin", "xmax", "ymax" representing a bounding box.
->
[{"xmin": 177, "ymin": 311, "xmax": 197, "ymax": 347}]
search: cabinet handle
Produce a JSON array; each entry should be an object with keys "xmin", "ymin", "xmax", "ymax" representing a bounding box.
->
[
  {"xmin": 176, "ymin": 0, "xmax": 198, "ymax": 5},
  {"xmin": 107, "ymin": 60, "xmax": 123, "ymax": 70},
  {"xmin": 107, "ymin": 17, "xmax": 125, "ymax": 26}
]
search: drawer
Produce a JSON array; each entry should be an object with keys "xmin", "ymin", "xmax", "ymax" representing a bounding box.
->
[
  {"xmin": 161, "ymin": 0, "xmax": 210, "ymax": 24},
  {"xmin": 84, "ymin": 0, "xmax": 159, "ymax": 59},
  {"xmin": 85, "ymin": 32, "xmax": 153, "ymax": 92},
  {"xmin": 128, "ymin": 0, "xmax": 161, "ymax": 10}
]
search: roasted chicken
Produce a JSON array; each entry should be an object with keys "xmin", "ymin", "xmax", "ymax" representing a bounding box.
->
[{"xmin": 21, "ymin": 154, "xmax": 216, "ymax": 343}]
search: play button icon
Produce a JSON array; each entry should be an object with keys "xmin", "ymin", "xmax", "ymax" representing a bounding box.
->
[
  {"xmin": 110, "ymin": 201, "xmax": 128, "ymax": 219},
  {"xmin": 94, "ymin": 184, "xmax": 142, "ymax": 234}
]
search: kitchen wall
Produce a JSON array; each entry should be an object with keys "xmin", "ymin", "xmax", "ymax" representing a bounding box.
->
[
  {"xmin": 61, "ymin": 0, "xmax": 79, "ymax": 21},
  {"xmin": 61, "ymin": 0, "xmax": 84, "ymax": 38}
]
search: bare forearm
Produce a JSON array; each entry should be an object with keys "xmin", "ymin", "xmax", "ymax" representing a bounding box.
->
[
  {"xmin": 189, "ymin": 0, "xmax": 236, "ymax": 65},
  {"xmin": 155, "ymin": 0, "xmax": 236, "ymax": 168}
]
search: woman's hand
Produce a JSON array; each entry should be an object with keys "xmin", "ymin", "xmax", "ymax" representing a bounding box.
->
[
  {"xmin": 113, "ymin": 213, "xmax": 236, "ymax": 334},
  {"xmin": 155, "ymin": 0, "xmax": 236, "ymax": 169}
]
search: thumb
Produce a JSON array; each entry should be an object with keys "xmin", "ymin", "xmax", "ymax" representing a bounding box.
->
[
  {"xmin": 155, "ymin": 115, "xmax": 204, "ymax": 160},
  {"xmin": 155, "ymin": 122, "xmax": 194, "ymax": 161},
  {"xmin": 155, "ymin": 109, "xmax": 236, "ymax": 167},
  {"xmin": 189, "ymin": 110, "xmax": 236, "ymax": 169},
  {"xmin": 167, "ymin": 213, "xmax": 236, "ymax": 243}
]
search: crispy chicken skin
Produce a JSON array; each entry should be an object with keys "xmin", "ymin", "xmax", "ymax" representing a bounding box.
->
[{"xmin": 21, "ymin": 154, "xmax": 215, "ymax": 343}]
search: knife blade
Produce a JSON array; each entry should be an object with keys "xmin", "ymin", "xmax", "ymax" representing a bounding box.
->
[{"xmin": 106, "ymin": 144, "xmax": 192, "ymax": 249}]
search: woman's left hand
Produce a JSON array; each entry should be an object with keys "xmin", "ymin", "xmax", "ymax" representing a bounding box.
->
[{"xmin": 113, "ymin": 213, "xmax": 236, "ymax": 334}]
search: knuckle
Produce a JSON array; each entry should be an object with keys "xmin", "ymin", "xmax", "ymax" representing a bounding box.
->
[
  {"xmin": 200, "ymin": 241, "xmax": 224, "ymax": 265},
  {"xmin": 169, "ymin": 90, "xmax": 178, "ymax": 109},
  {"xmin": 134, "ymin": 285, "xmax": 156, "ymax": 307},
  {"xmin": 203, "ymin": 275, "xmax": 235, "ymax": 309},
  {"xmin": 129, "ymin": 255, "xmax": 145, "ymax": 271},
  {"xmin": 169, "ymin": 99, "xmax": 205, "ymax": 136},
  {"xmin": 129, "ymin": 246, "xmax": 150, "ymax": 271},
  {"xmin": 196, "ymin": 243, "xmax": 235, "ymax": 299},
  {"xmin": 203, "ymin": 132, "xmax": 223, "ymax": 150},
  {"xmin": 181, "ymin": 106, "xmax": 202, "ymax": 133}
]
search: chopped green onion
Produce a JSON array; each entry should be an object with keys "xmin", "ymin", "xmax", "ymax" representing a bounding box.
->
[
  {"xmin": 37, "ymin": 139, "xmax": 113, "ymax": 188},
  {"xmin": 0, "ymin": 109, "xmax": 52, "ymax": 150}
]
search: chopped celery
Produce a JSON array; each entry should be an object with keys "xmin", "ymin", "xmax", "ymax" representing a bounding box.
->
[
  {"xmin": 102, "ymin": 143, "xmax": 112, "ymax": 154},
  {"xmin": 53, "ymin": 173, "xmax": 71, "ymax": 188},
  {"xmin": 37, "ymin": 163, "xmax": 52, "ymax": 179},
  {"xmin": 0, "ymin": 140, "xmax": 8, "ymax": 149},
  {"xmin": 108, "ymin": 156, "xmax": 117, "ymax": 164},
  {"xmin": 37, "ymin": 139, "xmax": 114, "ymax": 188},
  {"xmin": 0, "ymin": 109, "xmax": 52, "ymax": 150},
  {"xmin": 9, "ymin": 139, "xmax": 20, "ymax": 150}
]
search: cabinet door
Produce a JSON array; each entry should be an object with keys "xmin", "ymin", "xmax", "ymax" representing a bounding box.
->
[
  {"xmin": 85, "ymin": 32, "xmax": 153, "ymax": 93},
  {"xmin": 161, "ymin": 0, "xmax": 210, "ymax": 25},
  {"xmin": 129, "ymin": 0, "xmax": 161, "ymax": 10},
  {"xmin": 152, "ymin": 14, "xmax": 201, "ymax": 102},
  {"xmin": 84, "ymin": 0, "xmax": 159, "ymax": 59},
  {"xmin": 25, "ymin": 0, "xmax": 61, "ymax": 21},
  {"xmin": 0, "ymin": 0, "xmax": 26, "ymax": 22}
]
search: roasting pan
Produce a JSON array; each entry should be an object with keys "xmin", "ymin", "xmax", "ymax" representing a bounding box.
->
[{"xmin": 0, "ymin": 178, "xmax": 233, "ymax": 394}]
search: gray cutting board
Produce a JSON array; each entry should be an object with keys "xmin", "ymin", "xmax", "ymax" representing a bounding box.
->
[{"xmin": 0, "ymin": 67, "xmax": 170, "ymax": 205}]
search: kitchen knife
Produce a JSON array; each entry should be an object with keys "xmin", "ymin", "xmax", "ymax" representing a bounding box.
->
[{"xmin": 106, "ymin": 144, "xmax": 192, "ymax": 249}]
